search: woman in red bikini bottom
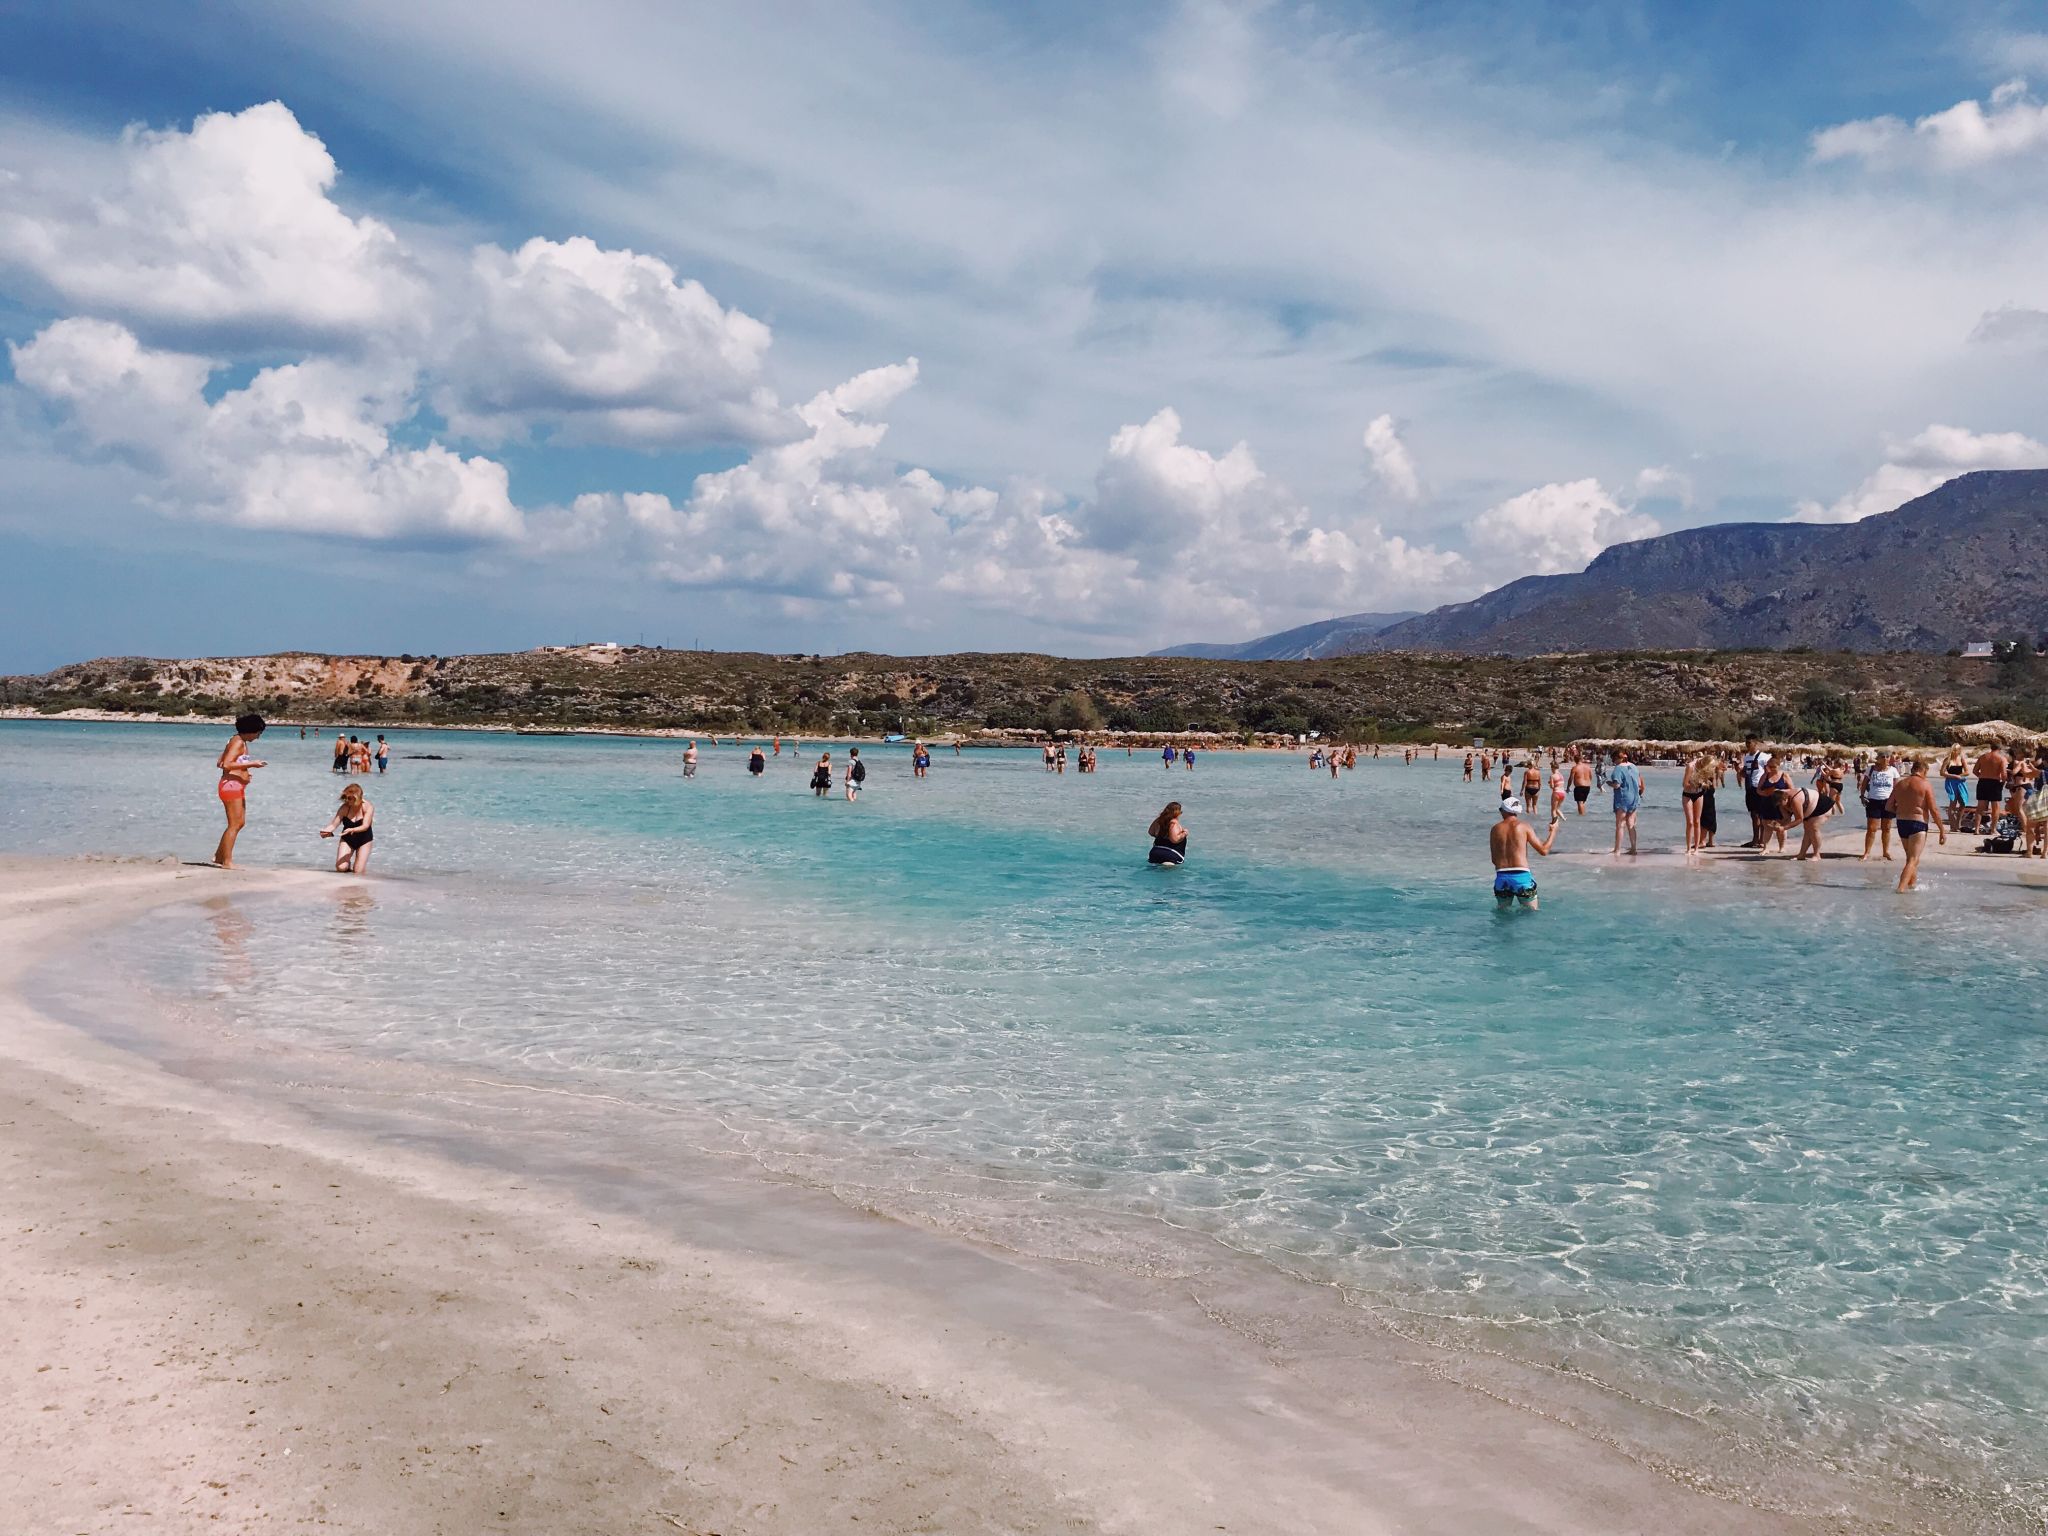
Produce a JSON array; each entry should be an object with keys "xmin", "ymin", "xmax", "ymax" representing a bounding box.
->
[{"xmin": 213, "ymin": 713, "xmax": 268, "ymax": 869}]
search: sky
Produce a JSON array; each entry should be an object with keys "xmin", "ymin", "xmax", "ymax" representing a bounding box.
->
[{"xmin": 5, "ymin": 0, "xmax": 2048, "ymax": 670}]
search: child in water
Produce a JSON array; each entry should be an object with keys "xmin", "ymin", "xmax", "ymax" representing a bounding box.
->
[{"xmin": 319, "ymin": 782, "xmax": 376, "ymax": 874}]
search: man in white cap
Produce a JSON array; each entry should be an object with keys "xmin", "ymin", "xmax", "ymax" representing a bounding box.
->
[{"xmin": 1490, "ymin": 796, "xmax": 1564, "ymax": 908}]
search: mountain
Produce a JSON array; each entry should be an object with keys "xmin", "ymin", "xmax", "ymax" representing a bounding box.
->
[
  {"xmin": 1354, "ymin": 470, "xmax": 2048, "ymax": 655},
  {"xmin": 1151, "ymin": 611, "xmax": 1420, "ymax": 660}
]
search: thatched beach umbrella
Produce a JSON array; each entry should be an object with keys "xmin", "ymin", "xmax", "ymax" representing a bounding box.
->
[{"xmin": 1952, "ymin": 719, "xmax": 2041, "ymax": 744}]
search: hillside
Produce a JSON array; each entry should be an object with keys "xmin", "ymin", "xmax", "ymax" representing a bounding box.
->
[
  {"xmin": 1358, "ymin": 471, "xmax": 2048, "ymax": 655},
  {"xmin": 1151, "ymin": 611, "xmax": 1419, "ymax": 661},
  {"xmin": 7, "ymin": 643, "xmax": 2045, "ymax": 746}
]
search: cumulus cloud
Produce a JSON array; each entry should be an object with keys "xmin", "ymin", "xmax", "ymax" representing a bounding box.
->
[
  {"xmin": 0, "ymin": 102, "xmax": 421, "ymax": 345},
  {"xmin": 10, "ymin": 318, "xmax": 523, "ymax": 541},
  {"xmin": 1362, "ymin": 413, "xmax": 1422, "ymax": 501},
  {"xmin": 1633, "ymin": 464, "xmax": 1693, "ymax": 506},
  {"xmin": 1811, "ymin": 79, "xmax": 2048, "ymax": 170},
  {"xmin": 1791, "ymin": 423, "xmax": 2048, "ymax": 523},
  {"xmin": 434, "ymin": 236, "xmax": 792, "ymax": 448},
  {"xmin": 1, "ymin": 103, "xmax": 790, "ymax": 459},
  {"xmin": 592, "ymin": 379, "xmax": 1464, "ymax": 630},
  {"xmin": 1465, "ymin": 479, "xmax": 1659, "ymax": 577}
]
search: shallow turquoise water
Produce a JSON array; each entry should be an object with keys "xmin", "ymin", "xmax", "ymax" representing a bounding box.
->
[{"xmin": 4, "ymin": 720, "xmax": 2045, "ymax": 1515}]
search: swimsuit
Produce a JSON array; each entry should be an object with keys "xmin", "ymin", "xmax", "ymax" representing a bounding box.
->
[
  {"xmin": 1148, "ymin": 833, "xmax": 1187, "ymax": 866},
  {"xmin": 218, "ymin": 777, "xmax": 245, "ymax": 800},
  {"xmin": 339, "ymin": 813, "xmax": 373, "ymax": 850},
  {"xmin": 1492, "ymin": 868, "xmax": 1537, "ymax": 899},
  {"xmin": 1572, "ymin": 784, "xmax": 1590, "ymax": 804},
  {"xmin": 1896, "ymin": 818, "xmax": 1929, "ymax": 840}
]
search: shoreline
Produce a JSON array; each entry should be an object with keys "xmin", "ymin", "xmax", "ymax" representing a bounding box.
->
[{"xmin": 0, "ymin": 855, "xmax": 1925, "ymax": 1534}]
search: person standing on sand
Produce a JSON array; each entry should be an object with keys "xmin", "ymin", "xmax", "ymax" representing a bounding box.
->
[
  {"xmin": 1608, "ymin": 749, "xmax": 1643, "ymax": 856},
  {"xmin": 213, "ymin": 713, "xmax": 268, "ymax": 869},
  {"xmin": 1860, "ymin": 751, "xmax": 1899, "ymax": 862},
  {"xmin": 1490, "ymin": 796, "xmax": 1563, "ymax": 909},
  {"xmin": 1973, "ymin": 744, "xmax": 2008, "ymax": 836},
  {"xmin": 1888, "ymin": 758, "xmax": 1944, "ymax": 893},
  {"xmin": 319, "ymin": 782, "xmax": 376, "ymax": 874},
  {"xmin": 1940, "ymin": 746, "xmax": 1971, "ymax": 835},
  {"xmin": 1682, "ymin": 750, "xmax": 1715, "ymax": 853}
]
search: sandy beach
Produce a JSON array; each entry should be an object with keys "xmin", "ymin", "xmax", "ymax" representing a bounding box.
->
[{"xmin": 0, "ymin": 855, "xmax": 1911, "ymax": 1535}]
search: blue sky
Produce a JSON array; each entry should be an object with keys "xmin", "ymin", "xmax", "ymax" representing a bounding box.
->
[{"xmin": 4, "ymin": 0, "xmax": 2048, "ymax": 669}]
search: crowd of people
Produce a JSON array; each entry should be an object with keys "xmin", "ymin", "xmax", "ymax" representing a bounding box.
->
[
  {"xmin": 210, "ymin": 717, "xmax": 2045, "ymax": 903},
  {"xmin": 1481, "ymin": 736, "xmax": 2048, "ymax": 898}
]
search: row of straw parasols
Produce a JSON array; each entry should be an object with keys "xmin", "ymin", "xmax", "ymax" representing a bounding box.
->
[{"xmin": 1573, "ymin": 720, "xmax": 2048, "ymax": 760}]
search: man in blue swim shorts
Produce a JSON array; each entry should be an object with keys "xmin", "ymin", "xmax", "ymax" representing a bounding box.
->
[{"xmin": 1490, "ymin": 797, "xmax": 1563, "ymax": 908}]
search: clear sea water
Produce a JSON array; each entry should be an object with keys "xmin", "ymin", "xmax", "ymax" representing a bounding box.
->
[{"xmin": 3, "ymin": 720, "xmax": 2045, "ymax": 1524}]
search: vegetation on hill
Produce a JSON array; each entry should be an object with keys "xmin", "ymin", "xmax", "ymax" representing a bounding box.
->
[{"xmin": 9, "ymin": 643, "xmax": 2048, "ymax": 746}]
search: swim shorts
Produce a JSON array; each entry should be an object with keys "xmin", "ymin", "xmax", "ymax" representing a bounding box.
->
[
  {"xmin": 1492, "ymin": 869, "xmax": 1537, "ymax": 900},
  {"xmin": 1864, "ymin": 798, "xmax": 1894, "ymax": 821},
  {"xmin": 1572, "ymin": 785, "xmax": 1590, "ymax": 804},
  {"xmin": 1896, "ymin": 819, "xmax": 1928, "ymax": 839},
  {"xmin": 1978, "ymin": 779, "xmax": 2004, "ymax": 808}
]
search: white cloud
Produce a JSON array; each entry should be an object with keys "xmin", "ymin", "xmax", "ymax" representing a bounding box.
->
[
  {"xmin": 10, "ymin": 318, "xmax": 523, "ymax": 541},
  {"xmin": 1633, "ymin": 464, "xmax": 1693, "ymax": 506},
  {"xmin": 1811, "ymin": 79, "xmax": 2048, "ymax": 170},
  {"xmin": 1363, "ymin": 414, "xmax": 1422, "ymax": 501},
  {"xmin": 0, "ymin": 102, "xmax": 421, "ymax": 344},
  {"xmin": 435, "ymin": 236, "xmax": 792, "ymax": 448},
  {"xmin": 1791, "ymin": 423, "xmax": 2048, "ymax": 523},
  {"xmin": 1, "ymin": 105, "xmax": 791, "ymax": 458},
  {"xmin": 597, "ymin": 378, "xmax": 1464, "ymax": 633},
  {"xmin": 1466, "ymin": 478, "xmax": 1659, "ymax": 577}
]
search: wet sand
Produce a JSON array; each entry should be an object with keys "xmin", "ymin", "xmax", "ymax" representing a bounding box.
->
[{"xmin": 0, "ymin": 856, "xmax": 1905, "ymax": 1534}]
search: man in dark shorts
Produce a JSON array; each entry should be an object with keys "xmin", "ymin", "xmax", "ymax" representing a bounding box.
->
[
  {"xmin": 1569, "ymin": 756, "xmax": 1593, "ymax": 813},
  {"xmin": 1973, "ymin": 745, "xmax": 2009, "ymax": 835}
]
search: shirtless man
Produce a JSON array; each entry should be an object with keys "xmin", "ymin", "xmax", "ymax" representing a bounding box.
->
[
  {"xmin": 1972, "ymin": 744, "xmax": 2009, "ymax": 836},
  {"xmin": 1490, "ymin": 796, "xmax": 1563, "ymax": 909},
  {"xmin": 1887, "ymin": 757, "xmax": 1946, "ymax": 894},
  {"xmin": 1521, "ymin": 758, "xmax": 1543, "ymax": 810},
  {"xmin": 1569, "ymin": 756, "xmax": 1594, "ymax": 815}
]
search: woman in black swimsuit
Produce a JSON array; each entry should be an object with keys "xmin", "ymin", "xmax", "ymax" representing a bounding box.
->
[
  {"xmin": 319, "ymin": 783, "xmax": 375, "ymax": 874},
  {"xmin": 1147, "ymin": 802, "xmax": 1188, "ymax": 865}
]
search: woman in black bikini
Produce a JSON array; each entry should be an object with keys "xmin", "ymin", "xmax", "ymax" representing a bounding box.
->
[
  {"xmin": 319, "ymin": 782, "xmax": 375, "ymax": 874},
  {"xmin": 1147, "ymin": 802, "xmax": 1188, "ymax": 865},
  {"xmin": 1793, "ymin": 758, "xmax": 1845, "ymax": 861}
]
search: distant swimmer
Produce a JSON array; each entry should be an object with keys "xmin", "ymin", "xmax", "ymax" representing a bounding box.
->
[
  {"xmin": 1490, "ymin": 795, "xmax": 1562, "ymax": 909},
  {"xmin": 810, "ymin": 753, "xmax": 833, "ymax": 796},
  {"xmin": 748, "ymin": 745, "xmax": 766, "ymax": 776},
  {"xmin": 1463, "ymin": 751, "xmax": 1474, "ymax": 782},
  {"xmin": 212, "ymin": 712, "xmax": 269, "ymax": 869},
  {"xmin": 1147, "ymin": 801, "xmax": 1188, "ymax": 865}
]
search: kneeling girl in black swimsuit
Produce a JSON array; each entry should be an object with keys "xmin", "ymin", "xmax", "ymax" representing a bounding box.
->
[
  {"xmin": 319, "ymin": 783, "xmax": 375, "ymax": 874},
  {"xmin": 1147, "ymin": 802, "xmax": 1188, "ymax": 865}
]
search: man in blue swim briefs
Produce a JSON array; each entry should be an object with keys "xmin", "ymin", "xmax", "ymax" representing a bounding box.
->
[{"xmin": 1490, "ymin": 796, "xmax": 1563, "ymax": 908}]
